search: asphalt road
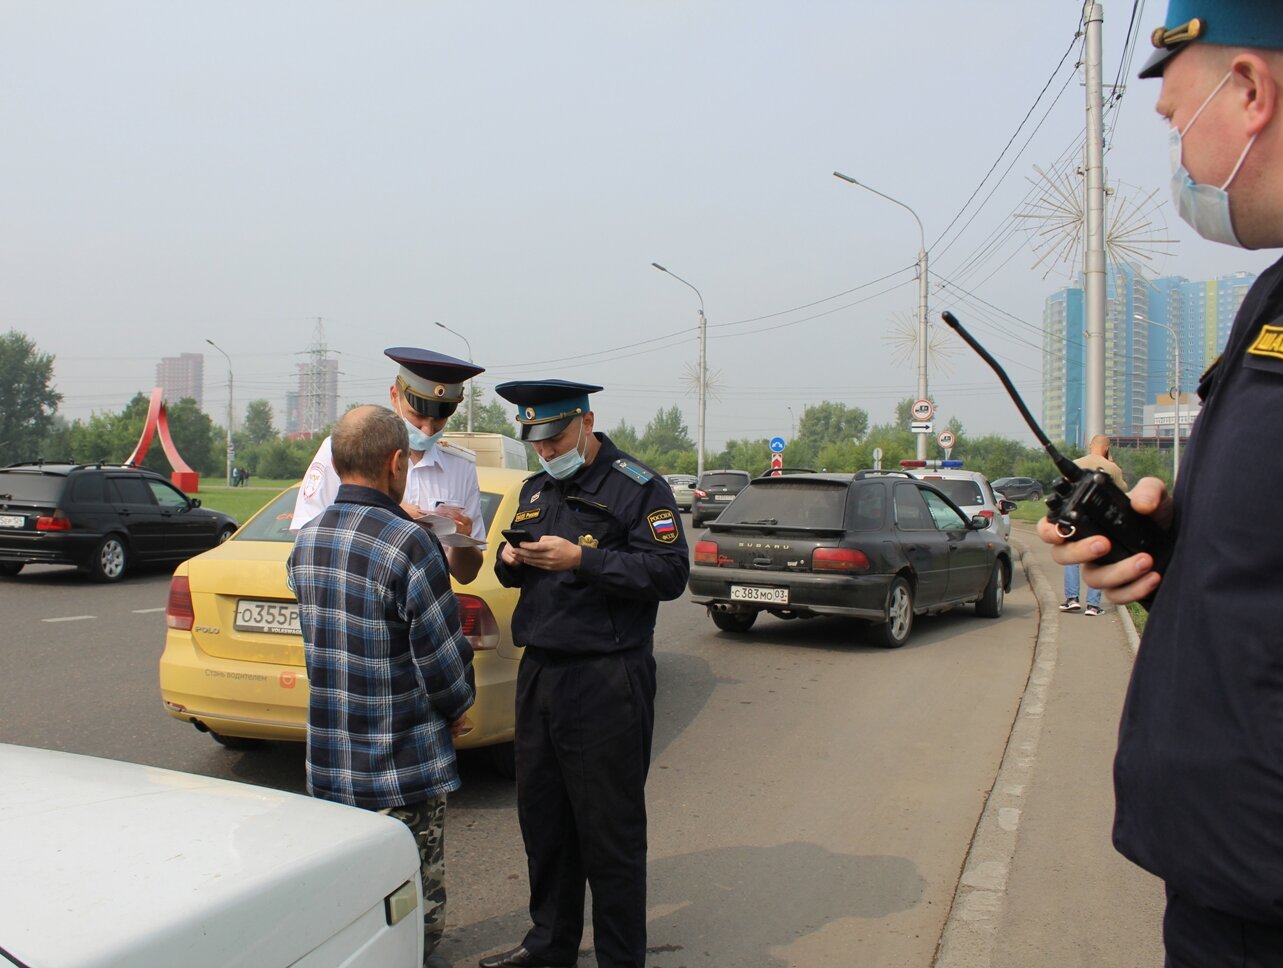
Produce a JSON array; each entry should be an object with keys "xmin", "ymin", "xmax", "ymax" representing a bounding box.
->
[{"xmin": 0, "ymin": 543, "xmax": 1040, "ymax": 968}]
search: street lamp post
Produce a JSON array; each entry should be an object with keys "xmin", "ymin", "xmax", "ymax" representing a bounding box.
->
[
  {"xmin": 651, "ymin": 263, "xmax": 708, "ymax": 477},
  {"xmin": 833, "ymin": 171, "xmax": 930, "ymax": 460},
  {"xmin": 434, "ymin": 321, "xmax": 475, "ymax": 432},
  {"xmin": 787, "ymin": 405, "xmax": 795, "ymax": 440},
  {"xmin": 1137, "ymin": 314, "xmax": 1181, "ymax": 481},
  {"xmin": 205, "ymin": 339, "xmax": 234, "ymax": 487}
]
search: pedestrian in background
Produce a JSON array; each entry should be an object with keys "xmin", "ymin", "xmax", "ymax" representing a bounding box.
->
[
  {"xmin": 292, "ymin": 347, "xmax": 487, "ymax": 585},
  {"xmin": 1058, "ymin": 434, "xmax": 1126, "ymax": 617},
  {"xmin": 479, "ymin": 380, "xmax": 689, "ymax": 968},
  {"xmin": 1040, "ymin": 2, "xmax": 1283, "ymax": 962},
  {"xmin": 288, "ymin": 404, "xmax": 475, "ymax": 968}
]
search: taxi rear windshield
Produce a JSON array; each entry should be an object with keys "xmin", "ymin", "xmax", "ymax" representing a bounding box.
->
[{"xmin": 717, "ymin": 481, "xmax": 853, "ymax": 530}]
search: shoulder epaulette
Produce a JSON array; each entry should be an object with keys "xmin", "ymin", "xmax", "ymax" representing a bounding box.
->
[{"xmin": 612, "ymin": 459, "xmax": 654, "ymax": 485}]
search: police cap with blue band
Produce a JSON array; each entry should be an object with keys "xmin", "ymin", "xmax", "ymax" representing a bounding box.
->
[
  {"xmin": 385, "ymin": 347, "xmax": 485, "ymax": 419},
  {"xmin": 495, "ymin": 379, "xmax": 604, "ymax": 441},
  {"xmin": 1140, "ymin": 1, "xmax": 1283, "ymax": 79}
]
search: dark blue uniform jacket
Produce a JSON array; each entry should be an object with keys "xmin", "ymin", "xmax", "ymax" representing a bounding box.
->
[
  {"xmin": 1114, "ymin": 254, "xmax": 1283, "ymax": 924},
  {"xmin": 494, "ymin": 434, "xmax": 690, "ymax": 655}
]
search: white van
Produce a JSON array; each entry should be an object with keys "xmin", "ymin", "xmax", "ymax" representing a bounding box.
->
[
  {"xmin": 0, "ymin": 744, "xmax": 425, "ymax": 967},
  {"xmin": 443, "ymin": 432, "xmax": 529, "ymax": 470}
]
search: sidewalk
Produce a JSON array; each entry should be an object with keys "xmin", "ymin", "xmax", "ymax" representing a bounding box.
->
[{"xmin": 935, "ymin": 522, "xmax": 1166, "ymax": 967}]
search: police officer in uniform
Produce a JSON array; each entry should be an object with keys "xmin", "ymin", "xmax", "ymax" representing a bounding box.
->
[
  {"xmin": 1041, "ymin": 4, "xmax": 1283, "ymax": 962},
  {"xmin": 292, "ymin": 347, "xmax": 488, "ymax": 584},
  {"xmin": 480, "ymin": 380, "xmax": 689, "ymax": 968}
]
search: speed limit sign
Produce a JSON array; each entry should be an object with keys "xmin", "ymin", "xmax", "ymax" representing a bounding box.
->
[{"xmin": 937, "ymin": 430, "xmax": 956, "ymax": 449}]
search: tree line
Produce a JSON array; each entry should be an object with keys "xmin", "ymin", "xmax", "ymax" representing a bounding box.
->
[{"xmin": 1, "ymin": 330, "xmax": 1178, "ymax": 490}]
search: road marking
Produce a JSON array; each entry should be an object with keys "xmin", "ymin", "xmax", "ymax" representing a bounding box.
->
[
  {"xmin": 43, "ymin": 615, "xmax": 95, "ymax": 623},
  {"xmin": 132, "ymin": 607, "xmax": 166, "ymax": 614}
]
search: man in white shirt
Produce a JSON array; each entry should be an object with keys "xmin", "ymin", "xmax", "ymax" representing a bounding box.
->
[{"xmin": 292, "ymin": 347, "xmax": 487, "ymax": 584}]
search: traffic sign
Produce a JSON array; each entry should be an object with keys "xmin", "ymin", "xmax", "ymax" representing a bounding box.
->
[
  {"xmin": 911, "ymin": 399, "xmax": 934, "ymax": 421},
  {"xmin": 769, "ymin": 436, "xmax": 786, "ymax": 453},
  {"xmin": 911, "ymin": 421, "xmax": 933, "ymax": 434},
  {"xmin": 937, "ymin": 430, "xmax": 956, "ymax": 449},
  {"xmin": 770, "ymin": 452, "xmax": 783, "ymax": 475}
]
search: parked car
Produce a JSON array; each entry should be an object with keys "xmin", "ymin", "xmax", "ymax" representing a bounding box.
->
[
  {"xmin": 0, "ymin": 462, "xmax": 238, "ymax": 582},
  {"xmin": 991, "ymin": 476, "xmax": 1045, "ymax": 502},
  {"xmin": 159, "ymin": 465, "xmax": 528, "ymax": 776},
  {"xmin": 0, "ymin": 743, "xmax": 425, "ymax": 967},
  {"xmin": 691, "ymin": 469, "xmax": 752, "ymax": 527},
  {"xmin": 901, "ymin": 462, "xmax": 1015, "ymax": 540},
  {"xmin": 688, "ymin": 471, "xmax": 1012, "ymax": 648},
  {"xmin": 664, "ymin": 474, "xmax": 697, "ymax": 511}
]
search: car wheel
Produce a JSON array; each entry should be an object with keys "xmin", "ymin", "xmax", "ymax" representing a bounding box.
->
[
  {"xmin": 976, "ymin": 561, "xmax": 1006, "ymax": 618},
  {"xmin": 871, "ymin": 577, "xmax": 913, "ymax": 648},
  {"xmin": 216, "ymin": 525, "xmax": 236, "ymax": 544},
  {"xmin": 209, "ymin": 730, "xmax": 264, "ymax": 751},
  {"xmin": 0, "ymin": 562, "xmax": 22, "ymax": 577},
  {"xmin": 488, "ymin": 741, "xmax": 517, "ymax": 779},
  {"xmin": 1032, "ymin": 487, "xmax": 1043, "ymax": 500},
  {"xmin": 710, "ymin": 608, "xmax": 757, "ymax": 634},
  {"xmin": 88, "ymin": 535, "xmax": 128, "ymax": 582}
]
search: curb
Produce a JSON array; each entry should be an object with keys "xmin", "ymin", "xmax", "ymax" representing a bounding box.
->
[{"xmin": 932, "ymin": 536, "xmax": 1059, "ymax": 968}]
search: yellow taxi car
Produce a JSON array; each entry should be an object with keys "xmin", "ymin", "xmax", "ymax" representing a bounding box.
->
[{"xmin": 159, "ymin": 465, "xmax": 528, "ymax": 775}]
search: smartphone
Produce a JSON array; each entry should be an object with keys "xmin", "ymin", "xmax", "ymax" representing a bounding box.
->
[{"xmin": 502, "ymin": 528, "xmax": 536, "ymax": 546}]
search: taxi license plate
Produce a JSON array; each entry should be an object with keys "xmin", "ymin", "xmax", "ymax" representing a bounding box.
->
[
  {"xmin": 234, "ymin": 599, "xmax": 302, "ymax": 636},
  {"xmin": 0, "ymin": 515, "xmax": 23, "ymax": 528},
  {"xmin": 730, "ymin": 585, "xmax": 788, "ymax": 605}
]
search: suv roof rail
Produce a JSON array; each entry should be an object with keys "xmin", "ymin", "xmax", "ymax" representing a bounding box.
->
[{"xmin": 756, "ymin": 466, "xmax": 817, "ymax": 478}]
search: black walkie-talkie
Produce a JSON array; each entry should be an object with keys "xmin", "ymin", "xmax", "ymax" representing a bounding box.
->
[{"xmin": 940, "ymin": 310, "xmax": 1172, "ymax": 574}]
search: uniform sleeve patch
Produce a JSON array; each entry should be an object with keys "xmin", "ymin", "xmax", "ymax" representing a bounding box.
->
[
  {"xmin": 1248, "ymin": 324, "xmax": 1283, "ymax": 361},
  {"xmin": 513, "ymin": 508, "xmax": 542, "ymax": 524},
  {"xmin": 612, "ymin": 459, "xmax": 654, "ymax": 485},
  {"xmin": 301, "ymin": 461, "xmax": 326, "ymax": 499},
  {"xmin": 647, "ymin": 508, "xmax": 680, "ymax": 544}
]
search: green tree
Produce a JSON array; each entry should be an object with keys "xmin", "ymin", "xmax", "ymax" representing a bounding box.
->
[
  {"xmin": 713, "ymin": 438, "xmax": 772, "ymax": 476},
  {"xmin": 240, "ymin": 400, "xmax": 277, "ymax": 445},
  {"xmin": 639, "ymin": 407, "xmax": 694, "ymax": 454},
  {"xmin": 0, "ymin": 331, "xmax": 62, "ymax": 465},
  {"xmin": 447, "ymin": 392, "xmax": 521, "ymax": 437},
  {"xmin": 608, "ymin": 419, "xmax": 640, "ymax": 452},
  {"xmin": 67, "ymin": 394, "xmax": 219, "ymax": 476},
  {"xmin": 797, "ymin": 401, "xmax": 869, "ymax": 449}
]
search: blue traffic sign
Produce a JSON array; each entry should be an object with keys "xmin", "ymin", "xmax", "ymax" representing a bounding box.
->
[{"xmin": 769, "ymin": 436, "xmax": 786, "ymax": 453}]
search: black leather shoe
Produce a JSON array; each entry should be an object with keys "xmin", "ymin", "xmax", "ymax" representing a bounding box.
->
[{"xmin": 477, "ymin": 945, "xmax": 573, "ymax": 968}]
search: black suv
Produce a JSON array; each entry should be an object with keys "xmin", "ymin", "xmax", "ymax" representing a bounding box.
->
[
  {"xmin": 688, "ymin": 471, "xmax": 1012, "ymax": 647},
  {"xmin": 990, "ymin": 476, "xmax": 1044, "ymax": 502},
  {"xmin": 0, "ymin": 462, "xmax": 238, "ymax": 581},
  {"xmin": 691, "ymin": 469, "xmax": 752, "ymax": 527}
]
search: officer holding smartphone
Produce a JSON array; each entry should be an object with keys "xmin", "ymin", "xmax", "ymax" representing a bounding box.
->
[{"xmin": 481, "ymin": 380, "xmax": 689, "ymax": 968}]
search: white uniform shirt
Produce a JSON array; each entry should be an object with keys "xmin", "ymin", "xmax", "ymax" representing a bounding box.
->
[{"xmin": 291, "ymin": 436, "xmax": 487, "ymax": 547}]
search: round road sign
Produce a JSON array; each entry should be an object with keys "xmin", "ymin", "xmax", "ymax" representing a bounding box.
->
[
  {"xmin": 937, "ymin": 430, "xmax": 956, "ymax": 449},
  {"xmin": 911, "ymin": 399, "xmax": 934, "ymax": 421},
  {"xmin": 769, "ymin": 436, "xmax": 786, "ymax": 453}
]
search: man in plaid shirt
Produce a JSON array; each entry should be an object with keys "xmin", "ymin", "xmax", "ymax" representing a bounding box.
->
[{"xmin": 288, "ymin": 404, "xmax": 475, "ymax": 968}]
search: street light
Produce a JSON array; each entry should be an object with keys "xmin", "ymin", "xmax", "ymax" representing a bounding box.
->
[
  {"xmin": 434, "ymin": 321, "xmax": 475, "ymax": 432},
  {"xmin": 833, "ymin": 171, "xmax": 931, "ymax": 460},
  {"xmin": 1136, "ymin": 313, "xmax": 1181, "ymax": 481},
  {"xmin": 787, "ymin": 405, "xmax": 795, "ymax": 439},
  {"xmin": 651, "ymin": 262, "xmax": 708, "ymax": 477},
  {"xmin": 205, "ymin": 339, "xmax": 234, "ymax": 487}
]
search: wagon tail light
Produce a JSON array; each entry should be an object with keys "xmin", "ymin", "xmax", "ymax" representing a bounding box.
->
[
  {"xmin": 35, "ymin": 511, "xmax": 71, "ymax": 531},
  {"xmin": 693, "ymin": 488, "xmax": 708, "ymax": 498},
  {"xmin": 812, "ymin": 547, "xmax": 870, "ymax": 572},
  {"xmin": 694, "ymin": 540, "xmax": 719, "ymax": 565},
  {"xmin": 166, "ymin": 575, "xmax": 195, "ymax": 631},
  {"xmin": 456, "ymin": 594, "xmax": 500, "ymax": 651}
]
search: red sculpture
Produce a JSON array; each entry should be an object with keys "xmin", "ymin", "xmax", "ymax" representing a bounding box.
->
[{"xmin": 125, "ymin": 388, "xmax": 201, "ymax": 492}]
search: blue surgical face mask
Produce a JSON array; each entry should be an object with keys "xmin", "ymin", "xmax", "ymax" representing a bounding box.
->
[
  {"xmin": 538, "ymin": 421, "xmax": 586, "ymax": 480},
  {"xmin": 398, "ymin": 401, "xmax": 444, "ymax": 453},
  {"xmin": 1169, "ymin": 71, "xmax": 1257, "ymax": 248}
]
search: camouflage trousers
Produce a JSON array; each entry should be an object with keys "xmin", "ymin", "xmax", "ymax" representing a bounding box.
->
[{"xmin": 379, "ymin": 794, "xmax": 448, "ymax": 956}]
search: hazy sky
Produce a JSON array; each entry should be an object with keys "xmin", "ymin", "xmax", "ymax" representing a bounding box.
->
[{"xmin": 3, "ymin": 2, "xmax": 1275, "ymax": 450}]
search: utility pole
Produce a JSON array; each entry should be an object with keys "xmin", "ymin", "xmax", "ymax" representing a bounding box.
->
[{"xmin": 1083, "ymin": 1, "xmax": 1107, "ymax": 445}]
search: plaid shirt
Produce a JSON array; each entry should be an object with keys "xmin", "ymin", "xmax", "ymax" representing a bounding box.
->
[{"xmin": 287, "ymin": 484, "xmax": 474, "ymax": 808}]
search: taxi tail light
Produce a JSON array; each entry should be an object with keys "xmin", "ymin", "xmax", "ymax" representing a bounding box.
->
[
  {"xmin": 456, "ymin": 594, "xmax": 499, "ymax": 651},
  {"xmin": 812, "ymin": 547, "xmax": 870, "ymax": 572},
  {"xmin": 35, "ymin": 511, "xmax": 71, "ymax": 531},
  {"xmin": 694, "ymin": 540, "xmax": 719, "ymax": 565},
  {"xmin": 166, "ymin": 576, "xmax": 195, "ymax": 631}
]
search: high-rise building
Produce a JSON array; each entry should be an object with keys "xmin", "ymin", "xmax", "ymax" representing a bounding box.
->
[
  {"xmin": 155, "ymin": 353, "xmax": 204, "ymax": 407},
  {"xmin": 1042, "ymin": 267, "xmax": 1255, "ymax": 447}
]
